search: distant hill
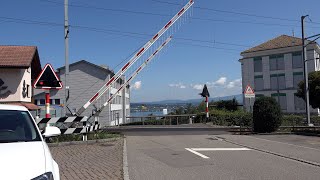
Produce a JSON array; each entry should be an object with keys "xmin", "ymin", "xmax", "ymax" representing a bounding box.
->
[{"xmin": 133, "ymin": 94, "xmax": 243, "ymax": 105}]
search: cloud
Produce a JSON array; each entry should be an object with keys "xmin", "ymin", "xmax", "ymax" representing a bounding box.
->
[
  {"xmin": 133, "ymin": 81, "xmax": 142, "ymax": 90},
  {"xmin": 169, "ymin": 83, "xmax": 186, "ymax": 89},
  {"xmin": 192, "ymin": 84, "xmax": 203, "ymax": 90},
  {"xmin": 214, "ymin": 77, "xmax": 227, "ymax": 86},
  {"xmin": 226, "ymin": 79, "xmax": 242, "ymax": 89}
]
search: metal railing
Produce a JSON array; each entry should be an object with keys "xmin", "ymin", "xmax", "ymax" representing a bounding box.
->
[{"xmin": 124, "ymin": 114, "xmax": 197, "ymax": 126}]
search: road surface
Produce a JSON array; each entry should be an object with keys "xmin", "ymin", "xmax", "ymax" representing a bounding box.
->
[{"xmin": 122, "ymin": 126, "xmax": 320, "ymax": 180}]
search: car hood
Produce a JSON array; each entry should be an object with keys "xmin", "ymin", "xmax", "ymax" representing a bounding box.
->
[{"xmin": 0, "ymin": 141, "xmax": 46, "ymax": 180}]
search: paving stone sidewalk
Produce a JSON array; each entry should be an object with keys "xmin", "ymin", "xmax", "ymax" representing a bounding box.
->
[{"xmin": 49, "ymin": 138, "xmax": 123, "ymax": 180}]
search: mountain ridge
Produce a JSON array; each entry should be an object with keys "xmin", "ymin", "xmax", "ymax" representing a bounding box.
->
[{"xmin": 132, "ymin": 94, "xmax": 243, "ymax": 105}]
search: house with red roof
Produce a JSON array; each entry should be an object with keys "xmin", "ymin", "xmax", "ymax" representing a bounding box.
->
[{"xmin": 0, "ymin": 45, "xmax": 42, "ymax": 110}]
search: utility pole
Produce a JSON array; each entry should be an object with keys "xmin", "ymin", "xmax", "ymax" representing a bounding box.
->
[
  {"xmin": 64, "ymin": 0, "xmax": 69, "ymax": 116},
  {"xmin": 301, "ymin": 15, "xmax": 311, "ymax": 126}
]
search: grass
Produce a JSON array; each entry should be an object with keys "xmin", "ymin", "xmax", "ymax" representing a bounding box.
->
[{"xmin": 48, "ymin": 130, "xmax": 121, "ymax": 143}]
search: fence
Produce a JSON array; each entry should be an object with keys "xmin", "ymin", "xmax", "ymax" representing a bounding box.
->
[{"xmin": 124, "ymin": 114, "xmax": 197, "ymax": 126}]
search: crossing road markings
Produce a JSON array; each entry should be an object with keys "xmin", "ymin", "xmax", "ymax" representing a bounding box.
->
[
  {"xmin": 185, "ymin": 148, "xmax": 209, "ymax": 159},
  {"xmin": 185, "ymin": 148, "xmax": 251, "ymax": 159}
]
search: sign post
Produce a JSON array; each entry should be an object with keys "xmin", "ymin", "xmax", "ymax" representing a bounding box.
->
[
  {"xmin": 199, "ymin": 84, "xmax": 210, "ymax": 123},
  {"xmin": 33, "ymin": 64, "xmax": 63, "ymax": 119},
  {"xmin": 244, "ymin": 85, "xmax": 255, "ymax": 112}
]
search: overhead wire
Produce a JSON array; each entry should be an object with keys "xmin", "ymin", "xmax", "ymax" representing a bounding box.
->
[
  {"xmin": 36, "ymin": 0, "xmax": 320, "ymax": 29},
  {"xmin": 151, "ymin": 0, "xmax": 320, "ymax": 25},
  {"xmin": 0, "ymin": 15, "xmax": 255, "ymax": 48}
]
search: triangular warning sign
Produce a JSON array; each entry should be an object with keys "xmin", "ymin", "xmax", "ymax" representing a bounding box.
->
[
  {"xmin": 199, "ymin": 84, "xmax": 210, "ymax": 97},
  {"xmin": 244, "ymin": 85, "xmax": 255, "ymax": 94},
  {"xmin": 33, "ymin": 64, "xmax": 63, "ymax": 89}
]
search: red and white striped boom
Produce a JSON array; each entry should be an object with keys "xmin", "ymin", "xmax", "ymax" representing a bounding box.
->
[
  {"xmin": 89, "ymin": 36, "xmax": 172, "ymax": 118},
  {"xmin": 76, "ymin": 0, "xmax": 194, "ymax": 116}
]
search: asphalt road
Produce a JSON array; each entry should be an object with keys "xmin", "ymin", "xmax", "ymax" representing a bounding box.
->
[{"xmin": 122, "ymin": 127, "xmax": 320, "ymax": 180}]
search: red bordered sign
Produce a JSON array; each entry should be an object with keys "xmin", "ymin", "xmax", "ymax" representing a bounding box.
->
[
  {"xmin": 33, "ymin": 64, "xmax": 63, "ymax": 89},
  {"xmin": 244, "ymin": 84, "xmax": 255, "ymax": 98}
]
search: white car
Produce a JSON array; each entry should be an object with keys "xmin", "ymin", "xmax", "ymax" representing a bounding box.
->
[{"xmin": 0, "ymin": 104, "xmax": 61, "ymax": 180}]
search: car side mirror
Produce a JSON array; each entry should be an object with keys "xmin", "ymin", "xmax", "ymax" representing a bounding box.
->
[{"xmin": 43, "ymin": 126, "xmax": 61, "ymax": 138}]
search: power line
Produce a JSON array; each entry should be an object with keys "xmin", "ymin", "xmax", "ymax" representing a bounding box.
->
[
  {"xmin": 173, "ymin": 41, "xmax": 243, "ymax": 52},
  {"xmin": 39, "ymin": 0, "xmax": 171, "ymax": 17},
  {"xmin": 151, "ymin": 0, "xmax": 320, "ymax": 25},
  {"xmin": 36, "ymin": 0, "xmax": 320, "ymax": 29},
  {"xmin": 0, "ymin": 15, "xmax": 255, "ymax": 48}
]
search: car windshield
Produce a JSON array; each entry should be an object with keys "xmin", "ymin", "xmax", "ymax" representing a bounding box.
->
[{"xmin": 0, "ymin": 110, "xmax": 41, "ymax": 143}]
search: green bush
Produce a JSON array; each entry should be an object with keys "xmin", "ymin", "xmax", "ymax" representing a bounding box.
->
[
  {"xmin": 253, "ymin": 97, "xmax": 282, "ymax": 133},
  {"xmin": 49, "ymin": 131, "xmax": 120, "ymax": 143},
  {"xmin": 194, "ymin": 110, "xmax": 252, "ymax": 127},
  {"xmin": 281, "ymin": 114, "xmax": 304, "ymax": 126},
  {"xmin": 212, "ymin": 110, "xmax": 252, "ymax": 126},
  {"xmin": 214, "ymin": 98, "xmax": 239, "ymax": 111},
  {"xmin": 311, "ymin": 116, "xmax": 320, "ymax": 126}
]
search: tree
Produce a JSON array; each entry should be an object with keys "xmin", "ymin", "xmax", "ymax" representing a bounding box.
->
[
  {"xmin": 185, "ymin": 103, "xmax": 196, "ymax": 114},
  {"xmin": 296, "ymin": 71, "xmax": 320, "ymax": 109},
  {"xmin": 174, "ymin": 106, "xmax": 184, "ymax": 115},
  {"xmin": 214, "ymin": 97, "xmax": 239, "ymax": 111},
  {"xmin": 253, "ymin": 96, "xmax": 282, "ymax": 133}
]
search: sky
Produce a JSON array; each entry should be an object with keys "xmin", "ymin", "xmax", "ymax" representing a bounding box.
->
[{"xmin": 1, "ymin": 0, "xmax": 320, "ymax": 102}]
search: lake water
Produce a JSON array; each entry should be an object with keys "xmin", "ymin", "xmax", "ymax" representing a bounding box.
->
[{"xmin": 130, "ymin": 111, "xmax": 170, "ymax": 117}]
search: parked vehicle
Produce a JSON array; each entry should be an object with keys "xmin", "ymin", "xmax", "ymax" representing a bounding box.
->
[{"xmin": 0, "ymin": 104, "xmax": 60, "ymax": 180}]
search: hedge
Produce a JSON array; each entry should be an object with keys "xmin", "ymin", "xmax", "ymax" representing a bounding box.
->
[{"xmin": 194, "ymin": 110, "xmax": 252, "ymax": 127}]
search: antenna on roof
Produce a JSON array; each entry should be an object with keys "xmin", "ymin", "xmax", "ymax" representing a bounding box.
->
[
  {"xmin": 292, "ymin": 29, "xmax": 296, "ymax": 45},
  {"xmin": 292, "ymin": 29, "xmax": 295, "ymax": 37}
]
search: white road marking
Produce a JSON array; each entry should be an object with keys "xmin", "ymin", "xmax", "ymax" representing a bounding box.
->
[
  {"xmin": 192, "ymin": 148, "xmax": 251, "ymax": 151},
  {"xmin": 185, "ymin": 148, "xmax": 210, "ymax": 159}
]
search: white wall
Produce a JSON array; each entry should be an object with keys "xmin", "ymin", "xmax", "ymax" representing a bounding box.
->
[{"xmin": 0, "ymin": 68, "xmax": 32, "ymax": 102}]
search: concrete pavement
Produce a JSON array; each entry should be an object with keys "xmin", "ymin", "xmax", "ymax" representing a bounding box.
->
[{"xmin": 124, "ymin": 129, "xmax": 320, "ymax": 180}]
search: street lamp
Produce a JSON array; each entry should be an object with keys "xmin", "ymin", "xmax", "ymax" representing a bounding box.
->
[{"xmin": 301, "ymin": 15, "xmax": 320, "ymax": 126}]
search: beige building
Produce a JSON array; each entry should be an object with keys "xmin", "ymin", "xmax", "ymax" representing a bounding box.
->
[
  {"xmin": 0, "ymin": 45, "xmax": 42, "ymax": 111},
  {"xmin": 240, "ymin": 35, "xmax": 320, "ymax": 113}
]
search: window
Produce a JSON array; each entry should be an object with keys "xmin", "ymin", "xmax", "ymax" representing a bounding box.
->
[
  {"xmin": 269, "ymin": 54, "xmax": 284, "ymax": 71},
  {"xmin": 27, "ymin": 84, "xmax": 30, "ymax": 98},
  {"xmin": 0, "ymin": 110, "xmax": 41, "ymax": 143},
  {"xmin": 254, "ymin": 75, "xmax": 264, "ymax": 91},
  {"xmin": 254, "ymin": 57, "xmax": 262, "ymax": 72},
  {"xmin": 255, "ymin": 94, "xmax": 264, "ymax": 99},
  {"xmin": 293, "ymin": 72, "xmax": 304, "ymax": 88},
  {"xmin": 34, "ymin": 100, "xmax": 38, "ymax": 105},
  {"xmin": 270, "ymin": 74, "xmax": 286, "ymax": 90},
  {"xmin": 39, "ymin": 99, "xmax": 45, "ymax": 105},
  {"xmin": 271, "ymin": 93, "xmax": 287, "ymax": 110},
  {"xmin": 54, "ymin": 99, "xmax": 60, "ymax": 105},
  {"xmin": 294, "ymin": 95, "xmax": 305, "ymax": 110},
  {"xmin": 292, "ymin": 52, "xmax": 303, "ymax": 69},
  {"xmin": 49, "ymin": 99, "xmax": 53, "ymax": 105}
]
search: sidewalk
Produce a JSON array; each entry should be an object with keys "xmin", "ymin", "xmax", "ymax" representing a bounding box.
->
[{"xmin": 49, "ymin": 138, "xmax": 123, "ymax": 180}]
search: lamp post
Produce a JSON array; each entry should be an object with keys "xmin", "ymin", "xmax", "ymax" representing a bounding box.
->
[
  {"xmin": 301, "ymin": 15, "xmax": 311, "ymax": 126},
  {"xmin": 301, "ymin": 15, "xmax": 320, "ymax": 126}
]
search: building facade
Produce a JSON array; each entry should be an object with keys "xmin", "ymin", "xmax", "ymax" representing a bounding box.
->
[
  {"xmin": 0, "ymin": 45, "xmax": 41, "ymax": 111},
  {"xmin": 240, "ymin": 35, "xmax": 320, "ymax": 113},
  {"xmin": 33, "ymin": 60, "xmax": 130, "ymax": 127}
]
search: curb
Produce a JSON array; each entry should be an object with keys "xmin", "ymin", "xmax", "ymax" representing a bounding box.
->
[
  {"xmin": 47, "ymin": 137, "xmax": 121, "ymax": 147},
  {"xmin": 123, "ymin": 137, "xmax": 130, "ymax": 180},
  {"xmin": 216, "ymin": 136, "xmax": 320, "ymax": 168}
]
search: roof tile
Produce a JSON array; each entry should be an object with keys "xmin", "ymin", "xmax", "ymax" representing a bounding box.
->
[
  {"xmin": 0, "ymin": 45, "xmax": 37, "ymax": 67},
  {"xmin": 241, "ymin": 35, "xmax": 304, "ymax": 54}
]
